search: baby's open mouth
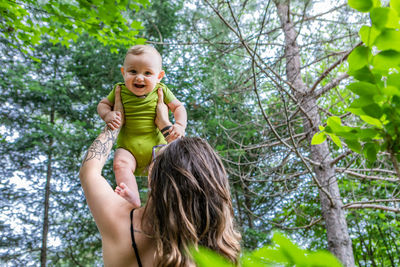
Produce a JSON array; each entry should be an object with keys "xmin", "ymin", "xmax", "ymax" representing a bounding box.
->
[{"xmin": 135, "ymin": 84, "xmax": 145, "ymax": 88}]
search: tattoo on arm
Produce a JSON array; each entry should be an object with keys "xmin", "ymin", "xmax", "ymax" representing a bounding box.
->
[{"xmin": 83, "ymin": 126, "xmax": 119, "ymax": 163}]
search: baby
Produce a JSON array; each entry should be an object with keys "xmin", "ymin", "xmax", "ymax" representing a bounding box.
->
[{"xmin": 97, "ymin": 45, "xmax": 187, "ymax": 206}]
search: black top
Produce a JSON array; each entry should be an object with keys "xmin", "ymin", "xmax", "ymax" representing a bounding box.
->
[{"xmin": 130, "ymin": 209, "xmax": 143, "ymax": 267}]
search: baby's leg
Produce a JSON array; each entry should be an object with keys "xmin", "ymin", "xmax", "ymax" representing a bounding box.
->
[{"xmin": 113, "ymin": 148, "xmax": 141, "ymax": 207}]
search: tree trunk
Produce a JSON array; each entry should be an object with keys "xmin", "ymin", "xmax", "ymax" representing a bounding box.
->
[
  {"xmin": 40, "ymin": 110, "xmax": 54, "ymax": 267},
  {"xmin": 273, "ymin": 1, "xmax": 355, "ymax": 266}
]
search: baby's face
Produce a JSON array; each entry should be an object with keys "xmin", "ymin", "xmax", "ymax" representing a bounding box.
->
[{"xmin": 121, "ymin": 52, "xmax": 164, "ymax": 97}]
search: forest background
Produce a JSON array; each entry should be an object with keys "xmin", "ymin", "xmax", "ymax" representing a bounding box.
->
[{"xmin": 1, "ymin": 0, "xmax": 400, "ymax": 266}]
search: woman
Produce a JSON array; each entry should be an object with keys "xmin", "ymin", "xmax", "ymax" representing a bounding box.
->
[{"xmin": 80, "ymin": 87, "xmax": 241, "ymax": 266}]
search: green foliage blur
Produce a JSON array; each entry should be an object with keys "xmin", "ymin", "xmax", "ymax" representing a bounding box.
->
[
  {"xmin": 0, "ymin": 0, "xmax": 149, "ymax": 55},
  {"xmin": 191, "ymin": 232, "xmax": 342, "ymax": 267},
  {"xmin": 312, "ymin": 0, "xmax": 400, "ymax": 166}
]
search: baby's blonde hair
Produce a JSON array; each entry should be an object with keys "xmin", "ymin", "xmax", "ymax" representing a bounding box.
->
[{"xmin": 124, "ymin": 45, "xmax": 162, "ymax": 70}]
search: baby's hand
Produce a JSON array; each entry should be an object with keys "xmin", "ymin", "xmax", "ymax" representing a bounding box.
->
[
  {"xmin": 104, "ymin": 111, "xmax": 122, "ymax": 130},
  {"xmin": 169, "ymin": 123, "xmax": 185, "ymax": 141}
]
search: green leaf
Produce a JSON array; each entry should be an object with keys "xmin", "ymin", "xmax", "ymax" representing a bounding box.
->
[
  {"xmin": 216, "ymin": 144, "xmax": 225, "ymax": 151},
  {"xmin": 374, "ymin": 29, "xmax": 400, "ymax": 52},
  {"xmin": 135, "ymin": 38, "xmax": 147, "ymax": 45},
  {"xmin": 372, "ymin": 94, "xmax": 386, "ymax": 103},
  {"xmin": 361, "ymin": 103, "xmax": 382, "ymax": 118},
  {"xmin": 349, "ymin": 96, "xmax": 374, "ymax": 108},
  {"xmin": 393, "ymin": 95, "xmax": 400, "ymax": 107},
  {"xmin": 326, "ymin": 116, "xmax": 343, "ymax": 132},
  {"xmin": 359, "ymin": 25, "xmax": 381, "ymax": 46},
  {"xmin": 387, "ymin": 73, "xmax": 400, "ymax": 93},
  {"xmin": 347, "ymin": 82, "xmax": 378, "ymax": 96},
  {"xmin": 347, "ymin": 46, "xmax": 370, "ymax": 71},
  {"xmin": 363, "ymin": 142, "xmax": 378, "ymax": 162},
  {"xmin": 110, "ymin": 47, "xmax": 119, "ymax": 53},
  {"xmin": 130, "ymin": 21, "xmax": 143, "ymax": 29},
  {"xmin": 243, "ymin": 232, "xmax": 343, "ymax": 267},
  {"xmin": 372, "ymin": 50, "xmax": 400, "ymax": 70},
  {"xmin": 348, "ymin": 0, "xmax": 374, "ymax": 12},
  {"xmin": 327, "ymin": 133, "xmax": 343, "ymax": 148},
  {"xmin": 360, "ymin": 115, "xmax": 383, "ymax": 128},
  {"xmin": 136, "ymin": 0, "xmax": 150, "ymax": 7},
  {"xmin": 311, "ymin": 131, "xmax": 327, "ymax": 145},
  {"xmin": 347, "ymin": 107, "xmax": 367, "ymax": 116},
  {"xmin": 348, "ymin": 66, "xmax": 377, "ymax": 83},
  {"xmin": 307, "ymin": 251, "xmax": 343, "ymax": 267},
  {"xmin": 392, "ymin": 0, "xmax": 400, "ymax": 15},
  {"xmin": 345, "ymin": 139, "xmax": 362, "ymax": 153},
  {"xmin": 384, "ymin": 85, "xmax": 400, "ymax": 96},
  {"xmin": 240, "ymin": 254, "xmax": 270, "ymax": 267},
  {"xmin": 370, "ymin": 7, "xmax": 400, "ymax": 29},
  {"xmin": 272, "ymin": 233, "xmax": 307, "ymax": 264},
  {"xmin": 191, "ymin": 247, "xmax": 234, "ymax": 267},
  {"xmin": 29, "ymin": 55, "xmax": 41, "ymax": 63},
  {"xmin": 358, "ymin": 128, "xmax": 381, "ymax": 140},
  {"xmin": 334, "ymin": 128, "xmax": 360, "ymax": 139},
  {"xmin": 251, "ymin": 247, "xmax": 288, "ymax": 264}
]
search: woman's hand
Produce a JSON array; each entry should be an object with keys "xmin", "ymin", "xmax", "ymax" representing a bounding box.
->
[
  {"xmin": 169, "ymin": 123, "xmax": 185, "ymax": 140},
  {"xmin": 155, "ymin": 87, "xmax": 173, "ymax": 141}
]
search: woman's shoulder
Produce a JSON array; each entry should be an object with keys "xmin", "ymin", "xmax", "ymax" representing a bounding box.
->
[
  {"xmin": 104, "ymin": 206, "xmax": 151, "ymax": 239},
  {"xmin": 99, "ymin": 201, "xmax": 134, "ymax": 238},
  {"xmin": 105, "ymin": 207, "xmax": 157, "ymax": 266}
]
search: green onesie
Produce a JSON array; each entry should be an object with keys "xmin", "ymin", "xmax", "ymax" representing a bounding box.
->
[{"xmin": 107, "ymin": 82, "xmax": 176, "ymax": 176}]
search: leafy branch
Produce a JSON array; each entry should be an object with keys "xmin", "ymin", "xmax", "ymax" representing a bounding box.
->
[{"xmin": 312, "ymin": 0, "xmax": 400, "ymax": 178}]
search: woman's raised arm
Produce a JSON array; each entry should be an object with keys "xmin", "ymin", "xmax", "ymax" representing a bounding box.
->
[{"xmin": 79, "ymin": 86, "xmax": 126, "ymax": 233}]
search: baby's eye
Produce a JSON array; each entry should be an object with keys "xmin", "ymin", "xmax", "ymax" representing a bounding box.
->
[
  {"xmin": 130, "ymin": 70, "xmax": 137, "ymax": 74},
  {"xmin": 145, "ymin": 71, "xmax": 152, "ymax": 76}
]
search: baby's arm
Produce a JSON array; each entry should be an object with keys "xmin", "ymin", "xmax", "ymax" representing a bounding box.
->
[
  {"xmin": 167, "ymin": 99, "xmax": 187, "ymax": 140},
  {"xmin": 97, "ymin": 98, "xmax": 122, "ymax": 131}
]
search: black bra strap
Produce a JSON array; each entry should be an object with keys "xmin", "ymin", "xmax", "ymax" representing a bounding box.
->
[{"xmin": 130, "ymin": 209, "xmax": 143, "ymax": 267}]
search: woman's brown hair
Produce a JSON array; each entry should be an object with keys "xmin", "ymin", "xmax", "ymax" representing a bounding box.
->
[{"xmin": 143, "ymin": 137, "xmax": 241, "ymax": 266}]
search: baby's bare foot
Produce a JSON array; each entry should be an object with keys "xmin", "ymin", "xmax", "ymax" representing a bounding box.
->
[{"xmin": 115, "ymin": 183, "xmax": 140, "ymax": 207}]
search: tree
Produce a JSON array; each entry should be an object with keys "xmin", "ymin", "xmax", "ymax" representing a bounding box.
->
[
  {"xmin": 167, "ymin": 0, "xmax": 398, "ymax": 265},
  {"xmin": 2, "ymin": 0, "xmax": 399, "ymax": 265},
  {"xmin": 1, "ymin": 0, "xmax": 186, "ymax": 264},
  {"xmin": 0, "ymin": 0, "xmax": 149, "ymax": 55},
  {"xmin": 0, "ymin": 36, "xmax": 120, "ymax": 265}
]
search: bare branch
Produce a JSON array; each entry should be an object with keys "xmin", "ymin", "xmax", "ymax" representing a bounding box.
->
[
  {"xmin": 330, "ymin": 150, "xmax": 353, "ymax": 166},
  {"xmin": 338, "ymin": 169, "xmax": 398, "ymax": 183},
  {"xmin": 336, "ymin": 168, "xmax": 397, "ymax": 175},
  {"xmin": 346, "ymin": 199, "xmax": 400, "ymax": 205},
  {"xmin": 149, "ymin": 22, "xmax": 163, "ymax": 43},
  {"xmin": 343, "ymin": 204, "xmax": 400, "ymax": 213},
  {"xmin": 309, "ymin": 42, "xmax": 361, "ymax": 93},
  {"xmin": 271, "ymin": 217, "xmax": 323, "ymax": 230},
  {"xmin": 146, "ymin": 40, "xmax": 283, "ymax": 46},
  {"xmin": 291, "ymin": 3, "xmax": 348, "ymax": 22},
  {"xmin": 314, "ymin": 73, "xmax": 349, "ymax": 98}
]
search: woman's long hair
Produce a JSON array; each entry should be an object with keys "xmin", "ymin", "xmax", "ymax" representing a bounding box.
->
[{"xmin": 143, "ymin": 137, "xmax": 241, "ymax": 266}]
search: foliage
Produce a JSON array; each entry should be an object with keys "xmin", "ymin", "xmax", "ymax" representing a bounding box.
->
[
  {"xmin": 312, "ymin": 0, "xmax": 400, "ymax": 167},
  {"xmin": 349, "ymin": 210, "xmax": 400, "ymax": 266},
  {"xmin": 0, "ymin": 0, "xmax": 185, "ymax": 264},
  {"xmin": 2, "ymin": 0, "xmax": 400, "ymax": 265},
  {"xmin": 191, "ymin": 232, "xmax": 342, "ymax": 267},
  {"xmin": 0, "ymin": 38, "xmax": 114, "ymax": 265},
  {"xmin": 0, "ymin": 0, "xmax": 149, "ymax": 54}
]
